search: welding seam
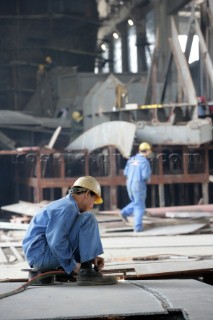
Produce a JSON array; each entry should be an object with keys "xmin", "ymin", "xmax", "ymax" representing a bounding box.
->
[
  {"xmin": 126, "ymin": 280, "xmax": 171, "ymax": 311},
  {"xmin": 126, "ymin": 281, "xmax": 191, "ymax": 320}
]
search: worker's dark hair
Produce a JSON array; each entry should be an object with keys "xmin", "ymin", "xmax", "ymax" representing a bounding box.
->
[
  {"xmin": 70, "ymin": 186, "xmax": 95, "ymax": 198},
  {"xmin": 70, "ymin": 186, "xmax": 87, "ymax": 194}
]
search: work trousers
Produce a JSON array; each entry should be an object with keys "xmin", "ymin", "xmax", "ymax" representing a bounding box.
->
[
  {"xmin": 32, "ymin": 212, "xmax": 103, "ymax": 272},
  {"xmin": 121, "ymin": 181, "xmax": 147, "ymax": 232}
]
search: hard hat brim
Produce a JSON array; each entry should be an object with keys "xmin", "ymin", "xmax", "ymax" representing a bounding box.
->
[{"xmin": 94, "ymin": 195, "xmax": 103, "ymax": 205}]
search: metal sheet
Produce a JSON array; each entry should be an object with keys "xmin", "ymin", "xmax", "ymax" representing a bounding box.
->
[
  {"xmin": 139, "ymin": 279, "xmax": 213, "ymax": 320},
  {"xmin": 0, "ymin": 281, "xmax": 165, "ymax": 319},
  {"xmin": 0, "ymin": 280, "xmax": 213, "ymax": 320},
  {"xmin": 66, "ymin": 121, "xmax": 136, "ymax": 158}
]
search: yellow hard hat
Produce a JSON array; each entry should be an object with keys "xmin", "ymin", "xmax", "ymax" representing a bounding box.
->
[
  {"xmin": 72, "ymin": 111, "xmax": 83, "ymax": 123},
  {"xmin": 45, "ymin": 56, "xmax": 53, "ymax": 64},
  {"xmin": 72, "ymin": 176, "xmax": 103, "ymax": 204},
  {"xmin": 139, "ymin": 142, "xmax": 152, "ymax": 151},
  {"xmin": 38, "ymin": 64, "xmax": 45, "ymax": 70}
]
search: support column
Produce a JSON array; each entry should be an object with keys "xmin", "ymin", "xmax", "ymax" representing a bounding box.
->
[
  {"xmin": 202, "ymin": 183, "xmax": 209, "ymax": 204},
  {"xmin": 158, "ymin": 184, "xmax": 165, "ymax": 207},
  {"xmin": 108, "ymin": 35, "xmax": 114, "ymax": 73},
  {"xmin": 136, "ymin": 19, "xmax": 148, "ymax": 73},
  {"xmin": 153, "ymin": 0, "xmax": 171, "ymax": 81},
  {"xmin": 158, "ymin": 146, "xmax": 165, "ymax": 207},
  {"xmin": 194, "ymin": 183, "xmax": 200, "ymax": 204},
  {"xmin": 151, "ymin": 185, "xmax": 156, "ymax": 208},
  {"xmin": 202, "ymin": 144, "xmax": 209, "ymax": 204},
  {"xmin": 108, "ymin": 146, "xmax": 117, "ymax": 210},
  {"xmin": 118, "ymin": 22, "xmax": 129, "ymax": 72},
  {"xmin": 34, "ymin": 153, "xmax": 42, "ymax": 202}
]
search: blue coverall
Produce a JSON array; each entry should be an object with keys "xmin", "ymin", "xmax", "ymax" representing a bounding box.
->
[
  {"xmin": 121, "ymin": 153, "xmax": 152, "ymax": 232},
  {"xmin": 22, "ymin": 194, "xmax": 103, "ymax": 274}
]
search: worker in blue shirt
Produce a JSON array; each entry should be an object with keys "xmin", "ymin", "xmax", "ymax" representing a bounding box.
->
[
  {"xmin": 22, "ymin": 176, "xmax": 117, "ymax": 286},
  {"xmin": 121, "ymin": 142, "xmax": 152, "ymax": 232}
]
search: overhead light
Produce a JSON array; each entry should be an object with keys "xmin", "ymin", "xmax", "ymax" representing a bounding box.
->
[
  {"xmin": 128, "ymin": 19, "xmax": 134, "ymax": 26},
  {"xmin": 113, "ymin": 32, "xmax": 119, "ymax": 39},
  {"xmin": 101, "ymin": 43, "xmax": 107, "ymax": 51}
]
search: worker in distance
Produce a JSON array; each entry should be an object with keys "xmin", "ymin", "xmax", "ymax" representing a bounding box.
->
[
  {"xmin": 22, "ymin": 176, "xmax": 117, "ymax": 286},
  {"xmin": 120, "ymin": 142, "xmax": 152, "ymax": 233}
]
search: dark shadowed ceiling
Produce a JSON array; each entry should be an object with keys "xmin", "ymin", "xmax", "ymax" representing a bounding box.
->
[{"xmin": 0, "ymin": 0, "xmax": 193, "ymax": 110}]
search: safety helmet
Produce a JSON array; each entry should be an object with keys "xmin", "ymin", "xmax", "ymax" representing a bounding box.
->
[
  {"xmin": 72, "ymin": 176, "xmax": 103, "ymax": 204},
  {"xmin": 139, "ymin": 142, "xmax": 152, "ymax": 151},
  {"xmin": 72, "ymin": 111, "xmax": 83, "ymax": 123},
  {"xmin": 45, "ymin": 56, "xmax": 53, "ymax": 64},
  {"xmin": 38, "ymin": 64, "xmax": 45, "ymax": 71}
]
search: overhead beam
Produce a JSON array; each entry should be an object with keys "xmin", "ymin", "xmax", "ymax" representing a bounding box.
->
[
  {"xmin": 0, "ymin": 13, "xmax": 100, "ymax": 25},
  {"xmin": 98, "ymin": 0, "xmax": 146, "ymax": 40},
  {"xmin": 166, "ymin": 0, "xmax": 192, "ymax": 15}
]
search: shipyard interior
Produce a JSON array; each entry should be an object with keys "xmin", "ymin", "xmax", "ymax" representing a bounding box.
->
[{"xmin": 0, "ymin": 1, "xmax": 213, "ymax": 319}]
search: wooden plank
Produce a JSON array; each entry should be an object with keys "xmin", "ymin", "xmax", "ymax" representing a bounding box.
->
[
  {"xmin": 0, "ymin": 242, "xmax": 22, "ymax": 247},
  {"xmin": 9, "ymin": 246, "xmax": 24, "ymax": 262},
  {"xmin": 0, "ymin": 247, "xmax": 8, "ymax": 263},
  {"xmin": 0, "ymin": 222, "xmax": 29, "ymax": 230},
  {"xmin": 134, "ymin": 260, "xmax": 213, "ymax": 277}
]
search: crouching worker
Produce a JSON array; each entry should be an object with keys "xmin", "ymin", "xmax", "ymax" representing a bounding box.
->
[{"xmin": 22, "ymin": 176, "xmax": 117, "ymax": 286}]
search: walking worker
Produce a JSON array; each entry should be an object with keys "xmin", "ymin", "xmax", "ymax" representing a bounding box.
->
[
  {"xmin": 121, "ymin": 142, "xmax": 152, "ymax": 233},
  {"xmin": 22, "ymin": 176, "xmax": 117, "ymax": 286}
]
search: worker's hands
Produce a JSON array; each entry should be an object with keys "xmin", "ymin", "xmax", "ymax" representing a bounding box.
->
[
  {"xmin": 93, "ymin": 256, "xmax": 105, "ymax": 270},
  {"xmin": 73, "ymin": 257, "xmax": 105, "ymax": 274},
  {"xmin": 73, "ymin": 262, "xmax": 81, "ymax": 274}
]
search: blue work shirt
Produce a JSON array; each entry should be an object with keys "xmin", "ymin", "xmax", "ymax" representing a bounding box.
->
[
  {"xmin": 124, "ymin": 153, "xmax": 152, "ymax": 187},
  {"xmin": 22, "ymin": 194, "xmax": 79, "ymax": 274}
]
